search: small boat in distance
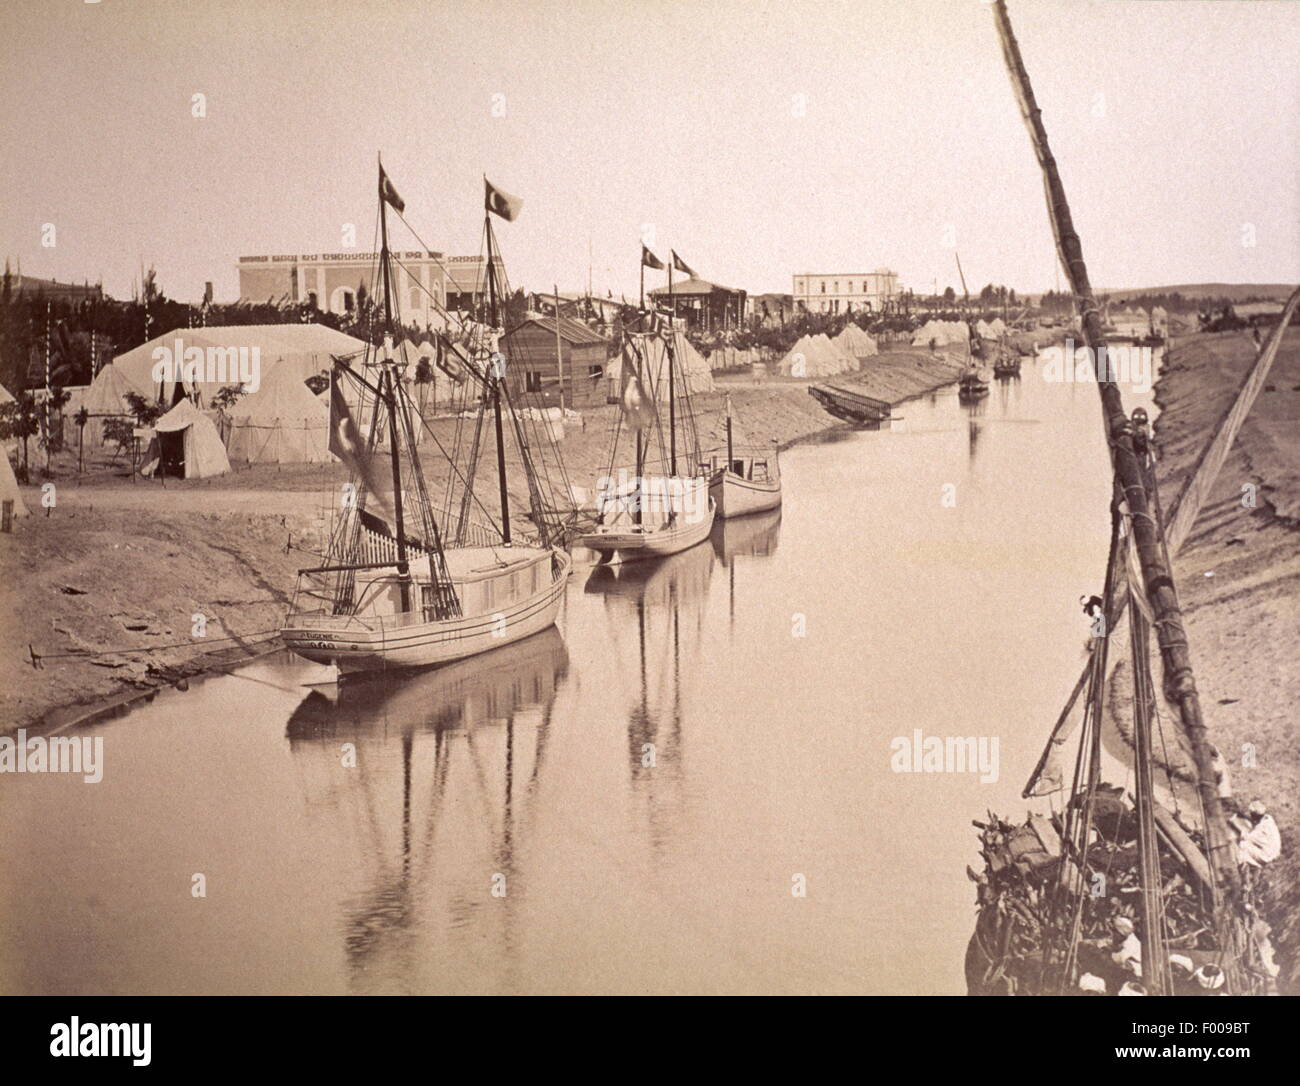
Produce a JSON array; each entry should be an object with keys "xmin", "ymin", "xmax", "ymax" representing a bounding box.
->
[
  {"xmin": 706, "ymin": 393, "xmax": 781, "ymax": 518},
  {"xmin": 958, "ymin": 366, "xmax": 991, "ymax": 400}
]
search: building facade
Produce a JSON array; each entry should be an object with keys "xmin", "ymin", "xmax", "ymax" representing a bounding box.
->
[
  {"xmin": 237, "ymin": 251, "xmax": 502, "ymax": 325},
  {"xmin": 792, "ymin": 269, "xmax": 899, "ymax": 314}
]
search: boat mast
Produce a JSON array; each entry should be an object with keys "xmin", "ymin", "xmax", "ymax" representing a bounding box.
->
[
  {"xmin": 378, "ymin": 157, "xmax": 411, "ymax": 610},
  {"xmin": 725, "ymin": 395, "xmax": 733, "ymax": 467},
  {"xmin": 484, "ymin": 206, "xmax": 512, "ymax": 545},
  {"xmin": 991, "ymin": 0, "xmax": 1242, "ymax": 930},
  {"xmin": 667, "ymin": 326, "xmax": 677, "ymax": 476}
]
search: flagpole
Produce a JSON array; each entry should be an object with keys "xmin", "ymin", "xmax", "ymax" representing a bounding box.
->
[
  {"xmin": 554, "ymin": 282, "xmax": 565, "ymax": 413},
  {"xmin": 377, "ymin": 154, "xmax": 410, "ymax": 610},
  {"xmin": 484, "ymin": 185, "xmax": 511, "ymax": 546}
]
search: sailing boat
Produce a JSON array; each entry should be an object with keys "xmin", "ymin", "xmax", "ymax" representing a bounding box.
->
[
  {"xmin": 705, "ymin": 394, "xmax": 781, "ymax": 518},
  {"xmin": 576, "ymin": 321, "xmax": 716, "ymax": 559},
  {"xmin": 963, "ymin": 2, "xmax": 1291, "ymax": 998},
  {"xmin": 280, "ymin": 164, "xmax": 570, "ymax": 675}
]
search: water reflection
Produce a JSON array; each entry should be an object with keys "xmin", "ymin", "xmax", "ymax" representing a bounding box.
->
[{"xmin": 284, "ymin": 629, "xmax": 569, "ymax": 992}]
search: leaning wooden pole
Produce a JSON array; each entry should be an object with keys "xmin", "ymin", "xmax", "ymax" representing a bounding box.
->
[{"xmin": 990, "ymin": 1, "xmax": 1241, "ymax": 914}]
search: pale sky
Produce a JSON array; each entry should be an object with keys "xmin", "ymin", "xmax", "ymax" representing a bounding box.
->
[{"xmin": 3, "ymin": 0, "xmax": 1296, "ymax": 303}]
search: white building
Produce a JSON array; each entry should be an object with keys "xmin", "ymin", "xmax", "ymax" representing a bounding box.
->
[
  {"xmin": 793, "ymin": 269, "xmax": 899, "ymax": 314},
  {"xmin": 238, "ymin": 251, "xmax": 501, "ymax": 326}
]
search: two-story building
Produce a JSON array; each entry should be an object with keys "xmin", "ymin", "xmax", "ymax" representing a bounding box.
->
[
  {"xmin": 237, "ymin": 251, "xmax": 502, "ymax": 325},
  {"xmin": 793, "ymin": 269, "xmax": 899, "ymax": 314}
]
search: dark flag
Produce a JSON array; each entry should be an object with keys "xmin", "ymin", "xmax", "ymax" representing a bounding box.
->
[
  {"xmin": 379, "ymin": 165, "xmax": 405, "ymax": 214},
  {"xmin": 485, "ymin": 178, "xmax": 523, "ymax": 221},
  {"xmin": 641, "ymin": 245, "xmax": 665, "ymax": 270},
  {"xmin": 671, "ymin": 250, "xmax": 697, "ymax": 278}
]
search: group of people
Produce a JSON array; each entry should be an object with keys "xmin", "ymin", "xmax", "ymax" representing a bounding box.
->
[{"xmin": 1074, "ymin": 798, "xmax": 1282, "ymax": 996}]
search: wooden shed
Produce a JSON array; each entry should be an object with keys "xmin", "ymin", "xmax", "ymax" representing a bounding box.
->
[{"xmin": 500, "ymin": 316, "xmax": 609, "ymax": 408}]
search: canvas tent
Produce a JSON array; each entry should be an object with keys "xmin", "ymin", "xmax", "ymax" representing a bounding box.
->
[
  {"xmin": 911, "ymin": 319, "xmax": 970, "ymax": 348},
  {"xmin": 142, "ymin": 399, "xmax": 230, "ymax": 479},
  {"xmin": 225, "ymin": 365, "xmax": 330, "ymax": 464},
  {"xmin": 604, "ymin": 330, "xmax": 714, "ymax": 402},
  {"xmin": 1, "ymin": 451, "xmax": 28, "ymax": 517},
  {"xmin": 835, "ymin": 324, "xmax": 879, "ymax": 362},
  {"xmin": 776, "ymin": 333, "xmax": 857, "ymax": 377},
  {"xmin": 112, "ymin": 323, "xmax": 368, "ymax": 407},
  {"xmin": 78, "ymin": 362, "xmax": 136, "ymax": 445}
]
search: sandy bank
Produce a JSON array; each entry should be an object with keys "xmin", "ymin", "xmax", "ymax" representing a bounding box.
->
[
  {"xmin": 1, "ymin": 350, "xmax": 960, "ymax": 730},
  {"xmin": 1151, "ymin": 328, "xmax": 1300, "ymax": 991}
]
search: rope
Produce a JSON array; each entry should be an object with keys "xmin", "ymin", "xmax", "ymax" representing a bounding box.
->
[{"xmin": 30, "ymin": 627, "xmax": 282, "ymax": 665}]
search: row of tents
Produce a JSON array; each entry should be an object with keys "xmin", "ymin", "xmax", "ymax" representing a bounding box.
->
[{"xmin": 775, "ymin": 324, "xmax": 879, "ymax": 377}]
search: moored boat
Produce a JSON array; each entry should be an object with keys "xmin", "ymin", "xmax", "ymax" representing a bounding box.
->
[
  {"xmin": 706, "ymin": 393, "xmax": 781, "ymax": 518},
  {"xmin": 577, "ymin": 324, "xmax": 716, "ymax": 559},
  {"xmin": 281, "ymin": 163, "xmax": 570, "ymax": 676}
]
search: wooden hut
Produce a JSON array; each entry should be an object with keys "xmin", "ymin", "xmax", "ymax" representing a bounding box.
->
[{"xmin": 500, "ymin": 316, "xmax": 609, "ymax": 408}]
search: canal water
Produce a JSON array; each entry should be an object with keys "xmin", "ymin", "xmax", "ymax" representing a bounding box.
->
[{"xmin": 0, "ymin": 352, "xmax": 1160, "ymax": 995}]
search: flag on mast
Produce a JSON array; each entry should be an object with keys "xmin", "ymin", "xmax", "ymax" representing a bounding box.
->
[
  {"xmin": 671, "ymin": 250, "xmax": 697, "ymax": 278},
  {"xmin": 641, "ymin": 245, "xmax": 665, "ymax": 270},
  {"xmin": 328, "ymin": 370, "xmax": 394, "ymax": 523},
  {"xmin": 618, "ymin": 344, "xmax": 656, "ymax": 432},
  {"xmin": 485, "ymin": 178, "xmax": 523, "ymax": 221},
  {"xmin": 378, "ymin": 164, "xmax": 405, "ymax": 214}
]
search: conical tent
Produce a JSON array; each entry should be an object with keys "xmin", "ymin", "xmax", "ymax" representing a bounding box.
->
[
  {"xmin": 80, "ymin": 363, "xmax": 136, "ymax": 445},
  {"xmin": 606, "ymin": 331, "xmax": 715, "ymax": 401},
  {"xmin": 835, "ymin": 324, "xmax": 878, "ymax": 362},
  {"xmin": 225, "ymin": 365, "xmax": 330, "ymax": 463},
  {"xmin": 145, "ymin": 399, "xmax": 231, "ymax": 479},
  {"xmin": 1, "ymin": 452, "xmax": 28, "ymax": 517}
]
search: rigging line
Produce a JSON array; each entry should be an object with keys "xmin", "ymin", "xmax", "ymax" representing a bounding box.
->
[{"xmin": 410, "ymin": 391, "xmax": 503, "ymax": 538}]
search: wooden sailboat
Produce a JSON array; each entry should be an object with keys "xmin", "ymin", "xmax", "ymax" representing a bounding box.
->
[
  {"xmin": 280, "ymin": 164, "xmax": 570, "ymax": 675},
  {"xmin": 706, "ymin": 394, "xmax": 781, "ymax": 518},
  {"xmin": 576, "ymin": 322, "xmax": 715, "ymax": 560},
  {"xmin": 964, "ymin": 3, "xmax": 1290, "ymax": 997}
]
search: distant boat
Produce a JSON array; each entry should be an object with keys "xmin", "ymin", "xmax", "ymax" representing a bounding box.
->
[
  {"xmin": 706, "ymin": 393, "xmax": 781, "ymax": 518},
  {"xmin": 958, "ymin": 366, "xmax": 991, "ymax": 399},
  {"xmin": 993, "ymin": 353, "xmax": 1021, "ymax": 378},
  {"xmin": 577, "ymin": 327, "xmax": 716, "ymax": 561},
  {"xmin": 807, "ymin": 382, "xmax": 892, "ymax": 425}
]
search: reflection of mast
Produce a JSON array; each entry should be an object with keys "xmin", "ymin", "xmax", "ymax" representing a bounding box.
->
[{"xmin": 285, "ymin": 630, "xmax": 568, "ymax": 988}]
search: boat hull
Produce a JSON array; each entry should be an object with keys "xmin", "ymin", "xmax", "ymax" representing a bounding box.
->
[
  {"xmin": 576, "ymin": 498, "xmax": 716, "ymax": 559},
  {"xmin": 280, "ymin": 550, "xmax": 571, "ymax": 674},
  {"xmin": 708, "ymin": 468, "xmax": 781, "ymax": 518}
]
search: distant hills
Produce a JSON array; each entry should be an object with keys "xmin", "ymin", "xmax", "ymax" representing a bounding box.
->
[{"xmin": 1096, "ymin": 283, "xmax": 1293, "ymax": 302}]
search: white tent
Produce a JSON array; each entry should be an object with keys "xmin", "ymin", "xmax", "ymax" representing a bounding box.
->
[
  {"xmin": 835, "ymin": 323, "xmax": 879, "ymax": 362},
  {"xmin": 112, "ymin": 323, "xmax": 368, "ymax": 406},
  {"xmin": 144, "ymin": 399, "xmax": 231, "ymax": 479},
  {"xmin": 605, "ymin": 330, "xmax": 714, "ymax": 401},
  {"xmin": 912, "ymin": 319, "xmax": 970, "ymax": 348},
  {"xmin": 777, "ymin": 333, "xmax": 857, "ymax": 377},
  {"xmin": 225, "ymin": 365, "xmax": 330, "ymax": 464},
  {"xmin": 79, "ymin": 363, "xmax": 136, "ymax": 445},
  {"xmin": 1, "ymin": 451, "xmax": 28, "ymax": 517}
]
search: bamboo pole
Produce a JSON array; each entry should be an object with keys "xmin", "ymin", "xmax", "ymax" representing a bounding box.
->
[{"xmin": 990, "ymin": 0, "xmax": 1241, "ymax": 922}]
